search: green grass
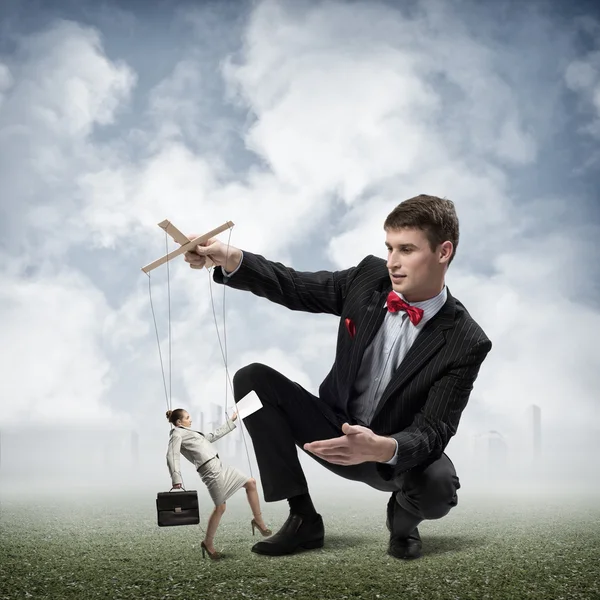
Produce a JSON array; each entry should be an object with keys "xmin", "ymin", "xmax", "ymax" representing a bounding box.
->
[{"xmin": 1, "ymin": 489, "xmax": 598, "ymax": 600}]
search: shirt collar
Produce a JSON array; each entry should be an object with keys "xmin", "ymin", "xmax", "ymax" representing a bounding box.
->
[{"xmin": 385, "ymin": 286, "xmax": 447, "ymax": 326}]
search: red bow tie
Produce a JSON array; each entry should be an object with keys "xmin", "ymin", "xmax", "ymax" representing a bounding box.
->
[{"xmin": 386, "ymin": 291, "xmax": 424, "ymax": 325}]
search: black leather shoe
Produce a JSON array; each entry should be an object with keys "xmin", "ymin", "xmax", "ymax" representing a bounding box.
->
[
  {"xmin": 388, "ymin": 528, "xmax": 422, "ymax": 560},
  {"xmin": 251, "ymin": 512, "xmax": 324, "ymax": 556},
  {"xmin": 386, "ymin": 493, "xmax": 423, "ymax": 560}
]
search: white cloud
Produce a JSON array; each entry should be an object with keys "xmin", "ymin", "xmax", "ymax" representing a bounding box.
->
[
  {"xmin": 0, "ymin": 20, "xmax": 136, "ymax": 424},
  {"xmin": 13, "ymin": 20, "xmax": 134, "ymax": 136},
  {"xmin": 0, "ymin": 19, "xmax": 136, "ymax": 260},
  {"xmin": 565, "ymin": 55, "xmax": 599, "ymax": 91},
  {"xmin": 0, "ymin": 62, "xmax": 12, "ymax": 111},
  {"xmin": 565, "ymin": 48, "xmax": 600, "ymax": 137},
  {"xmin": 1, "ymin": 264, "xmax": 114, "ymax": 425},
  {"xmin": 0, "ymin": 63, "xmax": 12, "ymax": 91},
  {"xmin": 223, "ymin": 2, "xmax": 443, "ymax": 202}
]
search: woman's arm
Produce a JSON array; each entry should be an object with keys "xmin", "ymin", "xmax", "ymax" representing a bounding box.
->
[
  {"xmin": 166, "ymin": 430, "xmax": 183, "ymax": 486},
  {"xmin": 204, "ymin": 414, "xmax": 237, "ymax": 443}
]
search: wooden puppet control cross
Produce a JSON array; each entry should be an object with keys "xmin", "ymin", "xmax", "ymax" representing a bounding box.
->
[{"xmin": 141, "ymin": 220, "xmax": 234, "ymax": 274}]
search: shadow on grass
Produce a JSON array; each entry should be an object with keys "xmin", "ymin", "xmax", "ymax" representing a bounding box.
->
[
  {"xmin": 323, "ymin": 532, "xmax": 381, "ymax": 550},
  {"xmin": 422, "ymin": 534, "xmax": 487, "ymax": 556},
  {"xmin": 321, "ymin": 532, "xmax": 487, "ymax": 555}
]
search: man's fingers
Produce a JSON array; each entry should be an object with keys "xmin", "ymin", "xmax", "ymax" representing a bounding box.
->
[
  {"xmin": 304, "ymin": 438, "xmax": 349, "ymax": 452},
  {"xmin": 307, "ymin": 451, "xmax": 358, "ymax": 465},
  {"xmin": 318, "ymin": 455, "xmax": 350, "ymax": 464},
  {"xmin": 341, "ymin": 423, "xmax": 364, "ymax": 435},
  {"xmin": 185, "ymin": 247, "xmax": 207, "ymax": 260},
  {"xmin": 184, "ymin": 235, "xmax": 216, "ymax": 251},
  {"xmin": 305, "ymin": 445, "xmax": 350, "ymax": 457},
  {"xmin": 184, "ymin": 252, "xmax": 199, "ymax": 262},
  {"xmin": 305, "ymin": 448, "xmax": 345, "ymax": 460}
]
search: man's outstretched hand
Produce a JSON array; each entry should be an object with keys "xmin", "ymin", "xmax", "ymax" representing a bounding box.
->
[
  {"xmin": 303, "ymin": 423, "xmax": 396, "ymax": 465},
  {"xmin": 183, "ymin": 234, "xmax": 242, "ymax": 273}
]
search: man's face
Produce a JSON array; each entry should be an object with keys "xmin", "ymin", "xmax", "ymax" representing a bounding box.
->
[{"xmin": 385, "ymin": 227, "xmax": 451, "ymax": 302}]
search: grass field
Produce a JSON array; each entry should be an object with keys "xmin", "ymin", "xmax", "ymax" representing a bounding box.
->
[{"xmin": 1, "ymin": 486, "xmax": 598, "ymax": 600}]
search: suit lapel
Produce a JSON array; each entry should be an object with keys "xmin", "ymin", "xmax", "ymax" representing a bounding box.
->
[{"xmin": 371, "ymin": 292, "xmax": 456, "ymax": 422}]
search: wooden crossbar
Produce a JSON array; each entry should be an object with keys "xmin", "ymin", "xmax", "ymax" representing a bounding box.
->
[
  {"xmin": 141, "ymin": 220, "xmax": 234, "ymax": 273},
  {"xmin": 158, "ymin": 219, "xmax": 214, "ymax": 270}
]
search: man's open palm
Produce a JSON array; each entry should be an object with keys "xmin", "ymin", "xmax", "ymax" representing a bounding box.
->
[{"xmin": 304, "ymin": 423, "xmax": 393, "ymax": 465}]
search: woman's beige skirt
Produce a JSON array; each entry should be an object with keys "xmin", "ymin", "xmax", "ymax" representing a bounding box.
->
[{"xmin": 197, "ymin": 457, "xmax": 249, "ymax": 506}]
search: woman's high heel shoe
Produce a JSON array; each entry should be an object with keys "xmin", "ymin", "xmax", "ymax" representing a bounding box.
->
[
  {"xmin": 251, "ymin": 517, "xmax": 272, "ymax": 537},
  {"xmin": 201, "ymin": 541, "xmax": 223, "ymax": 560}
]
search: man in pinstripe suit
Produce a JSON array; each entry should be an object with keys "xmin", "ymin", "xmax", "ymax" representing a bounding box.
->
[{"xmin": 184, "ymin": 194, "xmax": 492, "ymax": 560}]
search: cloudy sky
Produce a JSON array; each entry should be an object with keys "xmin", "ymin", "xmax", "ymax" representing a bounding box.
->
[{"xmin": 1, "ymin": 0, "xmax": 599, "ymax": 482}]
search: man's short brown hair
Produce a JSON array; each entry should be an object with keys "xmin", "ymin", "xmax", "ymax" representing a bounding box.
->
[{"xmin": 384, "ymin": 194, "xmax": 459, "ymax": 265}]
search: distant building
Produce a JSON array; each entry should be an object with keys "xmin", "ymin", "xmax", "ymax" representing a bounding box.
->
[{"xmin": 472, "ymin": 430, "xmax": 508, "ymax": 472}]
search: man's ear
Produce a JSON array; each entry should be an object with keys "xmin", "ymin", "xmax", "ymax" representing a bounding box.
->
[{"xmin": 439, "ymin": 241, "xmax": 453, "ymax": 264}]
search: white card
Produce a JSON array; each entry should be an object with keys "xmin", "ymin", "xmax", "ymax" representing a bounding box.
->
[{"xmin": 236, "ymin": 390, "xmax": 263, "ymax": 420}]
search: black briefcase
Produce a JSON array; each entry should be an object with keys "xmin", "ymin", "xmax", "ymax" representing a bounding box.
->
[{"xmin": 156, "ymin": 490, "xmax": 200, "ymax": 527}]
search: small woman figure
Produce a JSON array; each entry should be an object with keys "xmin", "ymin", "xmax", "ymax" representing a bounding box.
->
[{"xmin": 166, "ymin": 408, "xmax": 271, "ymax": 559}]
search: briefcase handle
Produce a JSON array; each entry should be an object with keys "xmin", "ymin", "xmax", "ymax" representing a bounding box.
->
[{"xmin": 169, "ymin": 486, "xmax": 186, "ymax": 492}]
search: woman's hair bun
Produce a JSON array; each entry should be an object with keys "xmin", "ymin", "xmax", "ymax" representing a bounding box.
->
[{"xmin": 166, "ymin": 410, "xmax": 173, "ymax": 420}]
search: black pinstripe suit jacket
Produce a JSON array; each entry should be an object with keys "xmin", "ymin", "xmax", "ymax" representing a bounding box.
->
[{"xmin": 213, "ymin": 251, "xmax": 492, "ymax": 478}]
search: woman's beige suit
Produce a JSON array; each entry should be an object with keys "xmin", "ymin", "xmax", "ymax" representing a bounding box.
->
[{"xmin": 166, "ymin": 418, "xmax": 249, "ymax": 505}]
